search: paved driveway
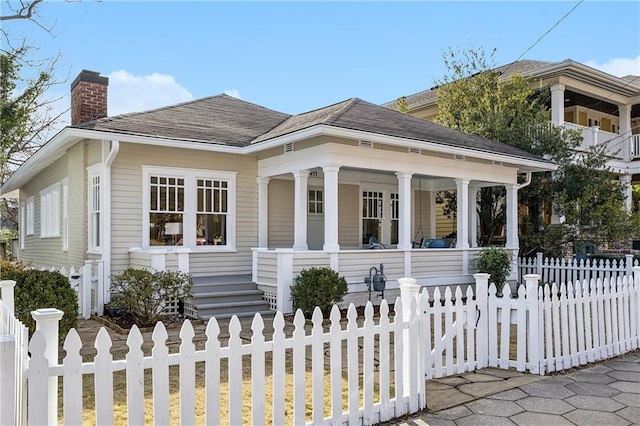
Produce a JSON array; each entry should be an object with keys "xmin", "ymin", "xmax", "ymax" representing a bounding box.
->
[{"xmin": 399, "ymin": 350, "xmax": 640, "ymax": 425}]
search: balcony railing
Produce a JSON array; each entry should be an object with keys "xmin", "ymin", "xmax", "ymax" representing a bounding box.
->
[{"xmin": 561, "ymin": 122, "xmax": 627, "ymax": 159}]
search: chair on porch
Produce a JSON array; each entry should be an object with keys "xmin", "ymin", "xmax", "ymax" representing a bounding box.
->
[{"xmin": 368, "ymin": 236, "xmax": 387, "ymax": 249}]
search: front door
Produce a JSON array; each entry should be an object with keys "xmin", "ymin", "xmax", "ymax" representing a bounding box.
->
[
  {"xmin": 362, "ymin": 188, "xmax": 400, "ymax": 247},
  {"xmin": 307, "ymin": 188, "xmax": 324, "ymax": 250}
]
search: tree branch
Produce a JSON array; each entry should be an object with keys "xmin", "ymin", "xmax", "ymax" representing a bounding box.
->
[{"xmin": 0, "ymin": 0, "xmax": 43, "ymax": 21}]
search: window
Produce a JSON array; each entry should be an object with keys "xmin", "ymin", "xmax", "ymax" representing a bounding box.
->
[
  {"xmin": 62, "ymin": 178, "xmax": 69, "ymax": 251},
  {"xmin": 308, "ymin": 189, "xmax": 323, "ymax": 215},
  {"xmin": 150, "ymin": 176, "xmax": 184, "ymax": 246},
  {"xmin": 143, "ymin": 166, "xmax": 236, "ymax": 250},
  {"xmin": 40, "ymin": 184, "xmax": 60, "ymax": 238},
  {"xmin": 197, "ymin": 179, "xmax": 227, "ymax": 245},
  {"xmin": 19, "ymin": 202, "xmax": 25, "ymax": 249},
  {"xmin": 26, "ymin": 197, "xmax": 34, "ymax": 236},
  {"xmin": 391, "ymin": 192, "xmax": 399, "ymax": 245},
  {"xmin": 87, "ymin": 165, "xmax": 101, "ymax": 252}
]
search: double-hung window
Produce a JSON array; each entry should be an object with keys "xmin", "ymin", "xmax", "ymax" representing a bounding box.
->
[
  {"xmin": 144, "ymin": 166, "xmax": 236, "ymax": 250},
  {"xmin": 40, "ymin": 183, "xmax": 60, "ymax": 238},
  {"xmin": 87, "ymin": 165, "xmax": 102, "ymax": 253}
]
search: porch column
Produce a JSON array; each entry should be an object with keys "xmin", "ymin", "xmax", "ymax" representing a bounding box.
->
[
  {"xmin": 550, "ymin": 83, "xmax": 565, "ymax": 127},
  {"xmin": 619, "ymin": 104, "xmax": 632, "ymax": 159},
  {"xmin": 323, "ymin": 165, "xmax": 340, "ymax": 251},
  {"xmin": 620, "ymin": 174, "xmax": 633, "ymax": 212},
  {"xmin": 468, "ymin": 187, "xmax": 478, "ymax": 247},
  {"xmin": 455, "ymin": 178, "xmax": 470, "ymax": 249},
  {"xmin": 257, "ymin": 177, "xmax": 270, "ymax": 248},
  {"xmin": 293, "ymin": 170, "xmax": 309, "ymax": 251},
  {"xmin": 396, "ymin": 171, "xmax": 413, "ymax": 250},
  {"xmin": 505, "ymin": 184, "xmax": 519, "ymax": 249}
]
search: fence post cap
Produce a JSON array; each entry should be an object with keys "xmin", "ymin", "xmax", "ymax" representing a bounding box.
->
[
  {"xmin": 31, "ymin": 308, "xmax": 64, "ymax": 322},
  {"xmin": 523, "ymin": 274, "xmax": 541, "ymax": 280},
  {"xmin": 398, "ymin": 277, "xmax": 418, "ymax": 288},
  {"xmin": 473, "ymin": 273, "xmax": 490, "ymax": 279},
  {"xmin": 0, "ymin": 279, "xmax": 16, "ymax": 288}
]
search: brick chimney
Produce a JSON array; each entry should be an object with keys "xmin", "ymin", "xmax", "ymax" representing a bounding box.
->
[{"xmin": 70, "ymin": 70, "xmax": 108, "ymax": 125}]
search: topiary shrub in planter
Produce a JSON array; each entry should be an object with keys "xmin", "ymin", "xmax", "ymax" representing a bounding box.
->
[
  {"xmin": 290, "ymin": 267, "xmax": 348, "ymax": 318},
  {"xmin": 110, "ymin": 268, "xmax": 192, "ymax": 327},
  {"xmin": 474, "ymin": 246, "xmax": 513, "ymax": 295},
  {"xmin": 0, "ymin": 260, "xmax": 78, "ymax": 341}
]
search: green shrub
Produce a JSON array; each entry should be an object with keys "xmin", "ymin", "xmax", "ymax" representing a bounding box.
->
[
  {"xmin": 110, "ymin": 268, "xmax": 192, "ymax": 327},
  {"xmin": 474, "ymin": 246, "xmax": 513, "ymax": 294},
  {"xmin": 290, "ymin": 267, "xmax": 348, "ymax": 318},
  {"xmin": 0, "ymin": 261, "xmax": 78, "ymax": 341}
]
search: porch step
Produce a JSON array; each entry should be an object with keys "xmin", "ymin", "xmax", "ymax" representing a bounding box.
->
[{"xmin": 188, "ymin": 275, "xmax": 272, "ymax": 321}]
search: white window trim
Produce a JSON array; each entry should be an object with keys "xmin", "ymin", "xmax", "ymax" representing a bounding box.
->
[
  {"xmin": 26, "ymin": 197, "xmax": 34, "ymax": 236},
  {"xmin": 19, "ymin": 201, "xmax": 25, "ymax": 249},
  {"xmin": 87, "ymin": 164, "xmax": 102, "ymax": 254},
  {"xmin": 142, "ymin": 166, "xmax": 237, "ymax": 252},
  {"xmin": 62, "ymin": 178, "xmax": 69, "ymax": 251},
  {"xmin": 40, "ymin": 183, "xmax": 60, "ymax": 238}
]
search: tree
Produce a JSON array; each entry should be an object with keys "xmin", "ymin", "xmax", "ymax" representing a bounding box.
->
[
  {"xmin": 1, "ymin": 1, "xmax": 65, "ymax": 226},
  {"xmin": 433, "ymin": 47, "xmax": 635, "ymax": 256}
]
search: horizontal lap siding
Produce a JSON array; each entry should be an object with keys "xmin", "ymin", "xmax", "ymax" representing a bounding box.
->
[
  {"xmin": 435, "ymin": 202, "xmax": 456, "ymax": 238},
  {"xmin": 111, "ymin": 143, "xmax": 258, "ymax": 277},
  {"xmin": 257, "ymin": 252, "xmax": 277, "ymax": 284},
  {"xmin": 338, "ymin": 251, "xmax": 404, "ymax": 283},
  {"xmin": 129, "ymin": 252, "xmax": 151, "ymax": 269},
  {"xmin": 413, "ymin": 189, "xmax": 432, "ymax": 241},
  {"xmin": 19, "ymin": 141, "xmax": 92, "ymax": 269},
  {"xmin": 411, "ymin": 250, "xmax": 462, "ymax": 276},
  {"xmin": 339, "ymin": 184, "xmax": 359, "ymax": 248},
  {"xmin": 268, "ymin": 179, "xmax": 293, "ymax": 247},
  {"xmin": 292, "ymin": 252, "xmax": 330, "ymax": 274}
]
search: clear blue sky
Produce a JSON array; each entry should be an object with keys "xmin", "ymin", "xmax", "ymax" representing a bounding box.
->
[{"xmin": 4, "ymin": 0, "xmax": 640, "ymax": 123}]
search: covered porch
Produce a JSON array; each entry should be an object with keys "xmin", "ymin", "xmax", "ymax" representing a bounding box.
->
[{"xmin": 253, "ymin": 138, "xmax": 528, "ymax": 312}]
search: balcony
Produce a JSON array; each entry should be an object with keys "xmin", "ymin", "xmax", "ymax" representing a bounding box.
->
[{"xmin": 561, "ymin": 122, "xmax": 640, "ymax": 161}]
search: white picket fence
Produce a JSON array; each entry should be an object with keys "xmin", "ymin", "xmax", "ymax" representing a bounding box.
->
[
  {"xmin": 0, "ymin": 280, "xmax": 28, "ymax": 426},
  {"xmin": 518, "ymin": 252, "xmax": 637, "ymax": 287},
  {"xmin": 27, "ymin": 295, "xmax": 424, "ymax": 425},
  {"xmin": 5, "ymin": 270, "xmax": 640, "ymax": 425}
]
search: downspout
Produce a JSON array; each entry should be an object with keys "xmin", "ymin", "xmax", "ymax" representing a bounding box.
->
[
  {"xmin": 102, "ymin": 140, "xmax": 120, "ymax": 306},
  {"xmin": 516, "ymin": 171, "xmax": 532, "ymax": 190}
]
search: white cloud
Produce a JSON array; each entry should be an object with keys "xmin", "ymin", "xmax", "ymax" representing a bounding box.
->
[
  {"xmin": 584, "ymin": 56, "xmax": 640, "ymax": 77},
  {"xmin": 107, "ymin": 70, "xmax": 194, "ymax": 116},
  {"xmin": 224, "ymin": 89, "xmax": 241, "ymax": 99}
]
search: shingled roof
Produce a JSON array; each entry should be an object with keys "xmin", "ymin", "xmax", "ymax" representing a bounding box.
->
[
  {"xmin": 73, "ymin": 94, "xmax": 291, "ymax": 146},
  {"xmin": 74, "ymin": 93, "xmax": 549, "ymax": 163},
  {"xmin": 383, "ymin": 60, "xmax": 555, "ymax": 111},
  {"xmin": 253, "ymin": 98, "xmax": 545, "ymax": 162}
]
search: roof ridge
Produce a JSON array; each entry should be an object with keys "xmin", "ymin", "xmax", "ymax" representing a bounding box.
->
[{"xmin": 323, "ymin": 98, "xmax": 359, "ymax": 124}]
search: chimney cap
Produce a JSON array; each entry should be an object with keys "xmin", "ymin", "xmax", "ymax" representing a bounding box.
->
[{"xmin": 71, "ymin": 69, "xmax": 108, "ymax": 90}]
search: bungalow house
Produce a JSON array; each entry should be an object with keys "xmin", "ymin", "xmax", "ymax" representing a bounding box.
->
[
  {"xmin": 0, "ymin": 70, "xmax": 555, "ymax": 319},
  {"xmin": 387, "ymin": 59, "xmax": 640, "ymax": 234}
]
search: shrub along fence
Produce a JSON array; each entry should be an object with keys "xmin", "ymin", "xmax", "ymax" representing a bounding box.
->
[{"xmin": 3, "ymin": 270, "xmax": 640, "ymax": 425}]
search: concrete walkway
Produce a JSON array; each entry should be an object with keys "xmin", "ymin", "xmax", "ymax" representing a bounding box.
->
[{"xmin": 401, "ymin": 350, "xmax": 640, "ymax": 425}]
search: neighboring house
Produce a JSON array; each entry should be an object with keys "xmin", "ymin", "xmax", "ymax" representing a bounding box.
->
[
  {"xmin": 0, "ymin": 70, "xmax": 555, "ymax": 318},
  {"xmin": 386, "ymin": 59, "xmax": 640, "ymax": 234}
]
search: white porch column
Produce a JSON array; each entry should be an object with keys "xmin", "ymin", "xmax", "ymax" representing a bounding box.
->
[
  {"xmin": 620, "ymin": 174, "xmax": 633, "ymax": 212},
  {"xmin": 468, "ymin": 187, "xmax": 478, "ymax": 248},
  {"xmin": 257, "ymin": 177, "xmax": 270, "ymax": 248},
  {"xmin": 323, "ymin": 165, "xmax": 340, "ymax": 251},
  {"xmin": 505, "ymin": 184, "xmax": 519, "ymax": 249},
  {"xmin": 293, "ymin": 170, "xmax": 309, "ymax": 251},
  {"xmin": 619, "ymin": 104, "xmax": 632, "ymax": 159},
  {"xmin": 551, "ymin": 83, "xmax": 565, "ymax": 127},
  {"xmin": 455, "ymin": 178, "xmax": 470, "ymax": 249},
  {"xmin": 396, "ymin": 172, "xmax": 413, "ymax": 250}
]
